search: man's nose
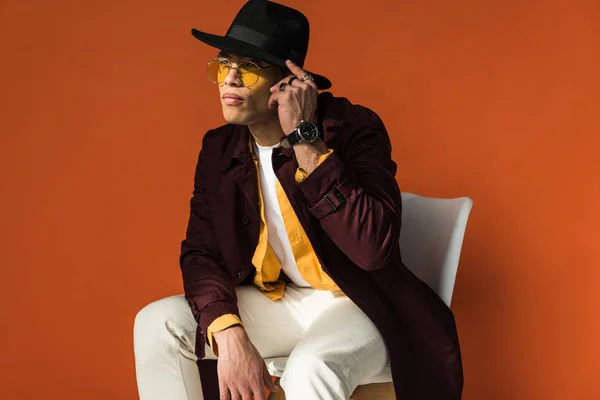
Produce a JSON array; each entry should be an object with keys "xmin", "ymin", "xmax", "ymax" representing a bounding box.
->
[{"xmin": 223, "ymin": 67, "xmax": 242, "ymax": 87}]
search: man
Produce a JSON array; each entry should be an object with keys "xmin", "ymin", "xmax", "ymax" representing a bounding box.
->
[{"xmin": 133, "ymin": 1, "xmax": 463, "ymax": 399}]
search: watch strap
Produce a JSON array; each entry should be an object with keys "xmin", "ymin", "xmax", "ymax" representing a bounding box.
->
[{"xmin": 285, "ymin": 127, "xmax": 303, "ymax": 146}]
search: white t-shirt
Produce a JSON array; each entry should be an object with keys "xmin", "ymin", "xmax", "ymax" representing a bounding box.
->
[{"xmin": 253, "ymin": 139, "xmax": 311, "ymax": 287}]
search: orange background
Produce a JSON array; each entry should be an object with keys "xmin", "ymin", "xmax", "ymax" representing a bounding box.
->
[{"xmin": 1, "ymin": 0, "xmax": 598, "ymax": 398}]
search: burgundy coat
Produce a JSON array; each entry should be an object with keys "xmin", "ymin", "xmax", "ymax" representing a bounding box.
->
[{"xmin": 179, "ymin": 92, "xmax": 463, "ymax": 399}]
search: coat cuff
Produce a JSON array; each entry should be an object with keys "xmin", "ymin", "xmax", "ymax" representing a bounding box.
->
[
  {"xmin": 296, "ymin": 151, "xmax": 356, "ymax": 219},
  {"xmin": 193, "ymin": 297, "xmax": 241, "ymax": 359}
]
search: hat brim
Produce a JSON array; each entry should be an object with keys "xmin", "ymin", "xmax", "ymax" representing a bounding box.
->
[{"xmin": 191, "ymin": 28, "xmax": 332, "ymax": 90}]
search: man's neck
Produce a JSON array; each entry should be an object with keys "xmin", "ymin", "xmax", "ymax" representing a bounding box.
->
[{"xmin": 247, "ymin": 116, "xmax": 285, "ymax": 147}]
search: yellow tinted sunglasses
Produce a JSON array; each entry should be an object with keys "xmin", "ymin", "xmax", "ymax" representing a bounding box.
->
[{"xmin": 206, "ymin": 58, "xmax": 277, "ymax": 88}]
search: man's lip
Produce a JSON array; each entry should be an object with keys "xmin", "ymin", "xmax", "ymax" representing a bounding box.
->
[{"xmin": 222, "ymin": 93, "xmax": 243, "ymax": 100}]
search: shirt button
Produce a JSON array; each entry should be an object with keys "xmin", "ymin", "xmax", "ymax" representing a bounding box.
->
[
  {"xmin": 296, "ymin": 173, "xmax": 305, "ymax": 181},
  {"xmin": 240, "ymin": 215, "xmax": 250, "ymax": 225},
  {"xmin": 237, "ymin": 270, "xmax": 244, "ymax": 279}
]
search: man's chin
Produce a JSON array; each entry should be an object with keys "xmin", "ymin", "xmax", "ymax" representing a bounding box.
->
[
  {"xmin": 224, "ymin": 118, "xmax": 248, "ymax": 126},
  {"xmin": 222, "ymin": 110, "xmax": 249, "ymax": 125},
  {"xmin": 222, "ymin": 107, "xmax": 272, "ymax": 126}
]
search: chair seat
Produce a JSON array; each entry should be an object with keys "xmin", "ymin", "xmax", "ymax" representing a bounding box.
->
[{"xmin": 265, "ymin": 357, "xmax": 393, "ymax": 385}]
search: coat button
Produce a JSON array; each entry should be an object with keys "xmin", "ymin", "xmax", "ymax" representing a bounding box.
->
[
  {"xmin": 237, "ymin": 270, "xmax": 244, "ymax": 279},
  {"xmin": 240, "ymin": 215, "xmax": 250, "ymax": 225}
]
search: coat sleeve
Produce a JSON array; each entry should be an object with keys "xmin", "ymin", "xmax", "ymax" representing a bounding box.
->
[
  {"xmin": 179, "ymin": 133, "xmax": 241, "ymax": 358},
  {"xmin": 296, "ymin": 107, "xmax": 402, "ymax": 271}
]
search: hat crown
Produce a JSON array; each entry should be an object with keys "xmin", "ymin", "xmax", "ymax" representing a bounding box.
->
[
  {"xmin": 224, "ymin": 0, "xmax": 310, "ymax": 66},
  {"xmin": 190, "ymin": 0, "xmax": 332, "ymax": 89}
]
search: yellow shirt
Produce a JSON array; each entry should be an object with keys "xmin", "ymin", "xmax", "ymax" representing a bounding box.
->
[{"xmin": 206, "ymin": 137, "xmax": 339, "ymax": 355}]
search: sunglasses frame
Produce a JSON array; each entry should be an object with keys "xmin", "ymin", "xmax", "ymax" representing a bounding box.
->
[{"xmin": 206, "ymin": 57, "xmax": 278, "ymax": 88}]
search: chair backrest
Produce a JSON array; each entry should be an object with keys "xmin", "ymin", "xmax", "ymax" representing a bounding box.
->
[{"xmin": 399, "ymin": 192, "xmax": 473, "ymax": 306}]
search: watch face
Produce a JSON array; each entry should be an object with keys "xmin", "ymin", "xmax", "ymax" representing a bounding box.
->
[{"xmin": 299, "ymin": 121, "xmax": 319, "ymax": 142}]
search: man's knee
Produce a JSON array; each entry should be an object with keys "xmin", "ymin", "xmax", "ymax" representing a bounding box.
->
[
  {"xmin": 134, "ymin": 295, "xmax": 191, "ymax": 345},
  {"xmin": 282, "ymin": 353, "xmax": 354, "ymax": 397}
]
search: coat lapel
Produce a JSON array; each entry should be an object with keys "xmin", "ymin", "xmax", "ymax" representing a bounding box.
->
[{"xmin": 222, "ymin": 125, "xmax": 260, "ymax": 217}]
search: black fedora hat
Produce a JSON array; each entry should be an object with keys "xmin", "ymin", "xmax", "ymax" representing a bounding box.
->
[{"xmin": 191, "ymin": 0, "xmax": 332, "ymax": 90}]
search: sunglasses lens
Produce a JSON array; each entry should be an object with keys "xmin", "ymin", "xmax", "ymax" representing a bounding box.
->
[
  {"xmin": 206, "ymin": 60, "xmax": 223, "ymax": 83},
  {"xmin": 237, "ymin": 63, "xmax": 260, "ymax": 87}
]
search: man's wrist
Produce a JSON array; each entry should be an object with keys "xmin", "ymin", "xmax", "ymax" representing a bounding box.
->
[
  {"xmin": 293, "ymin": 138, "xmax": 329, "ymax": 175},
  {"xmin": 212, "ymin": 324, "xmax": 247, "ymax": 349},
  {"xmin": 298, "ymin": 138, "xmax": 328, "ymax": 153}
]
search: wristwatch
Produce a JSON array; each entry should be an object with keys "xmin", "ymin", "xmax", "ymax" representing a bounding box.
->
[{"xmin": 280, "ymin": 120, "xmax": 320, "ymax": 148}]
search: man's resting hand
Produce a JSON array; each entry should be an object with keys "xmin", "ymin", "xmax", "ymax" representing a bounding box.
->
[{"xmin": 212, "ymin": 325, "xmax": 279, "ymax": 400}]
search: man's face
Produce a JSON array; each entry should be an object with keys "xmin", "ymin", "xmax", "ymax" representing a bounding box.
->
[{"xmin": 214, "ymin": 51, "xmax": 284, "ymax": 125}]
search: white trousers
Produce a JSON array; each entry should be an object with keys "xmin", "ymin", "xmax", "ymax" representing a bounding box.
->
[{"xmin": 133, "ymin": 284, "xmax": 389, "ymax": 400}]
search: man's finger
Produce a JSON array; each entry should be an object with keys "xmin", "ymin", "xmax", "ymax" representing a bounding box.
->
[
  {"xmin": 262, "ymin": 365, "xmax": 278, "ymax": 392},
  {"xmin": 219, "ymin": 383, "xmax": 230, "ymax": 400},
  {"xmin": 252, "ymin": 387, "xmax": 267, "ymax": 400},
  {"xmin": 269, "ymin": 83, "xmax": 283, "ymax": 93},
  {"xmin": 270, "ymin": 74, "xmax": 295, "ymax": 92},
  {"xmin": 286, "ymin": 60, "xmax": 318, "ymax": 90},
  {"xmin": 285, "ymin": 59, "xmax": 305, "ymax": 79},
  {"xmin": 267, "ymin": 92, "xmax": 280, "ymax": 109}
]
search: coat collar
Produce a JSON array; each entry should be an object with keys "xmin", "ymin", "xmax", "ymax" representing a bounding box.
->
[{"xmin": 219, "ymin": 124, "xmax": 295, "ymax": 172}]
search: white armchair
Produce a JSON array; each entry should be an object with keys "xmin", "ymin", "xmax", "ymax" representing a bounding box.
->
[{"xmin": 267, "ymin": 192, "xmax": 474, "ymax": 399}]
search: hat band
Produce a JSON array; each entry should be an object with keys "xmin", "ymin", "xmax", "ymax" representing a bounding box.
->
[
  {"xmin": 228, "ymin": 25, "xmax": 271, "ymax": 48},
  {"xmin": 226, "ymin": 25, "xmax": 303, "ymax": 65}
]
